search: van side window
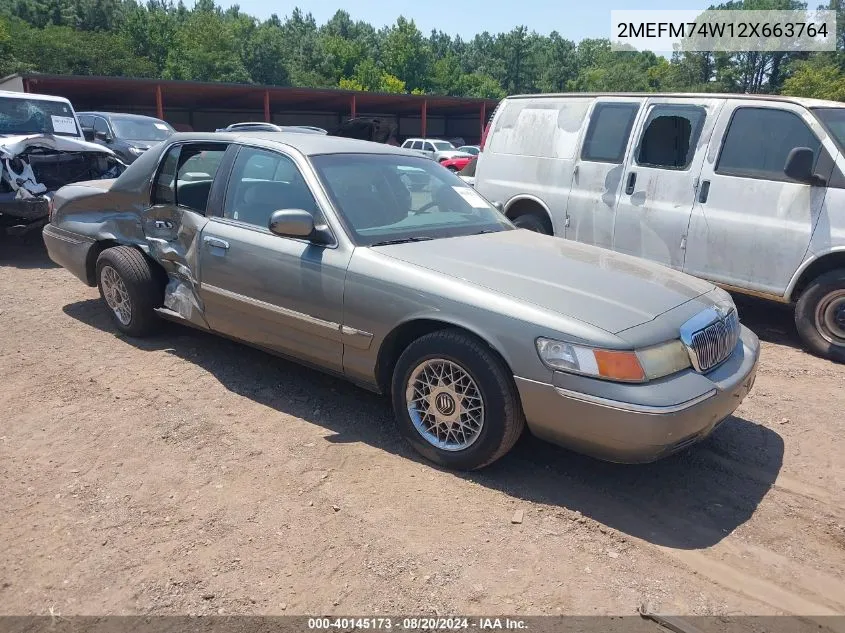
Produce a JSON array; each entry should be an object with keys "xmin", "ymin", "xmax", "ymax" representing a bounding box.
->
[
  {"xmin": 717, "ymin": 107, "xmax": 821, "ymax": 182},
  {"xmin": 636, "ymin": 105, "xmax": 706, "ymax": 170},
  {"xmin": 580, "ymin": 103, "xmax": 639, "ymax": 163}
]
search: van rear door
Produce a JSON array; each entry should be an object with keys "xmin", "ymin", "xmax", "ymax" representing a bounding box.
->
[
  {"xmin": 611, "ymin": 97, "xmax": 723, "ymax": 271},
  {"xmin": 564, "ymin": 97, "xmax": 642, "ymax": 249}
]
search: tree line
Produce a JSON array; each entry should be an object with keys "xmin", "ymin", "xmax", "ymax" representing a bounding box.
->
[{"xmin": 1, "ymin": 0, "xmax": 845, "ymax": 101}]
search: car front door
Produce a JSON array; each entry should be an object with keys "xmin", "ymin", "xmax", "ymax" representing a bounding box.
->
[
  {"xmin": 612, "ymin": 98, "xmax": 723, "ymax": 270},
  {"xmin": 564, "ymin": 98, "xmax": 642, "ymax": 249},
  {"xmin": 198, "ymin": 144, "xmax": 351, "ymax": 373},
  {"xmin": 684, "ymin": 101, "xmax": 837, "ymax": 296}
]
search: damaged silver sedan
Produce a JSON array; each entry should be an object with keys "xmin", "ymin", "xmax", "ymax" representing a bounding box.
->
[
  {"xmin": 43, "ymin": 132, "xmax": 759, "ymax": 470},
  {"xmin": 0, "ymin": 91, "xmax": 124, "ymax": 236}
]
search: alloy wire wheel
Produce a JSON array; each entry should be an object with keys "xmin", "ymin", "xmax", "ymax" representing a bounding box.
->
[
  {"xmin": 405, "ymin": 358, "xmax": 485, "ymax": 451},
  {"xmin": 100, "ymin": 265, "xmax": 133, "ymax": 326}
]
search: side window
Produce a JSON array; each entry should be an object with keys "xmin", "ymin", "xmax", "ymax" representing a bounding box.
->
[
  {"xmin": 152, "ymin": 145, "xmax": 180, "ymax": 205},
  {"xmin": 151, "ymin": 143, "xmax": 227, "ymax": 213},
  {"xmin": 78, "ymin": 115, "xmax": 93, "ymax": 128},
  {"xmin": 423, "ymin": 142, "xmax": 435, "ymax": 152},
  {"xmin": 93, "ymin": 117, "xmax": 109, "ymax": 136},
  {"xmin": 717, "ymin": 107, "xmax": 821, "ymax": 181},
  {"xmin": 411, "ymin": 141, "xmax": 423, "ymax": 150},
  {"xmin": 636, "ymin": 105, "xmax": 706, "ymax": 170},
  {"xmin": 223, "ymin": 146, "xmax": 319, "ymax": 229},
  {"xmin": 401, "ymin": 140, "xmax": 412, "ymax": 148},
  {"xmin": 580, "ymin": 102, "xmax": 640, "ymax": 163}
]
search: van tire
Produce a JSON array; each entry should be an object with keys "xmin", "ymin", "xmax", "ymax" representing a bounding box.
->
[
  {"xmin": 794, "ymin": 268, "xmax": 845, "ymax": 363},
  {"xmin": 96, "ymin": 246, "xmax": 162, "ymax": 337},
  {"xmin": 512, "ymin": 212, "xmax": 552, "ymax": 234}
]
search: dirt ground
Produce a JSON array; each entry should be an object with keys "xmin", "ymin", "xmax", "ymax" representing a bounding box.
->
[{"xmin": 1, "ymin": 235, "xmax": 844, "ymax": 618}]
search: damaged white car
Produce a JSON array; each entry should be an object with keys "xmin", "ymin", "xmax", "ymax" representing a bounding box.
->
[{"xmin": 0, "ymin": 90, "xmax": 125, "ymax": 236}]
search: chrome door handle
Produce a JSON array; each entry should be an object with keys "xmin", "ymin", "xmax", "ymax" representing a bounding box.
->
[{"xmin": 203, "ymin": 236, "xmax": 229, "ymax": 250}]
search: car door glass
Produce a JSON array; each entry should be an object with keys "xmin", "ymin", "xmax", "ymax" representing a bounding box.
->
[
  {"xmin": 580, "ymin": 102, "xmax": 640, "ymax": 163},
  {"xmin": 223, "ymin": 146, "xmax": 320, "ymax": 229},
  {"xmin": 717, "ymin": 107, "xmax": 821, "ymax": 182},
  {"xmin": 411, "ymin": 141, "xmax": 423, "ymax": 150},
  {"xmin": 152, "ymin": 143, "xmax": 227, "ymax": 212},
  {"xmin": 152, "ymin": 146, "xmax": 180, "ymax": 205},
  {"xmin": 78, "ymin": 115, "xmax": 93, "ymax": 128},
  {"xmin": 636, "ymin": 105, "xmax": 706, "ymax": 170},
  {"xmin": 424, "ymin": 142, "xmax": 435, "ymax": 152}
]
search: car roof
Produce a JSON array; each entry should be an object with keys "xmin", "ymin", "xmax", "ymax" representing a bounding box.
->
[
  {"xmin": 0, "ymin": 89, "xmax": 73, "ymax": 104},
  {"xmin": 167, "ymin": 131, "xmax": 416, "ymax": 157},
  {"xmin": 79, "ymin": 111, "xmax": 169, "ymax": 122}
]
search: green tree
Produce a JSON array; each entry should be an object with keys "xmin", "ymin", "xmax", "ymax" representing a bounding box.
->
[
  {"xmin": 381, "ymin": 16, "xmax": 432, "ymax": 92},
  {"xmin": 783, "ymin": 59, "xmax": 845, "ymax": 98},
  {"xmin": 163, "ymin": 9, "xmax": 250, "ymax": 82}
]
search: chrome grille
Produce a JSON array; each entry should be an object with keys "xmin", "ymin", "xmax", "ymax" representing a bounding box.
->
[{"xmin": 681, "ymin": 308, "xmax": 740, "ymax": 373}]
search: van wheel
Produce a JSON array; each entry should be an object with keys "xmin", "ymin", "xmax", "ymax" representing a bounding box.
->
[
  {"xmin": 512, "ymin": 212, "xmax": 552, "ymax": 234},
  {"xmin": 795, "ymin": 268, "xmax": 845, "ymax": 362},
  {"xmin": 391, "ymin": 329, "xmax": 525, "ymax": 470},
  {"xmin": 96, "ymin": 246, "xmax": 162, "ymax": 337}
]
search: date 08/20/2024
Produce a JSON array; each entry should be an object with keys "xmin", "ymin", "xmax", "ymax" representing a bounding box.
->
[{"xmin": 307, "ymin": 618, "xmax": 527, "ymax": 630}]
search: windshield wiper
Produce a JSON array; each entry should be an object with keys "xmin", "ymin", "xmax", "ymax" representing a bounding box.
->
[{"xmin": 370, "ymin": 236, "xmax": 436, "ymax": 246}]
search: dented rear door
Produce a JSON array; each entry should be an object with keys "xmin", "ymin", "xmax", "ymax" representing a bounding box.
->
[
  {"xmin": 683, "ymin": 100, "xmax": 834, "ymax": 297},
  {"xmin": 611, "ymin": 97, "xmax": 724, "ymax": 271}
]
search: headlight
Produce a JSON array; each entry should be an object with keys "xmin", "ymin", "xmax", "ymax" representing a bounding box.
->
[
  {"xmin": 535, "ymin": 337, "xmax": 691, "ymax": 382},
  {"xmin": 128, "ymin": 146, "xmax": 145, "ymax": 155}
]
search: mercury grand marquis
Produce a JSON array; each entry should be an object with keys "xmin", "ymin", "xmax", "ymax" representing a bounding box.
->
[{"xmin": 42, "ymin": 132, "xmax": 760, "ymax": 470}]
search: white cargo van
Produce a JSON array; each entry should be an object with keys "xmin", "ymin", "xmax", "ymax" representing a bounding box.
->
[{"xmin": 475, "ymin": 93, "xmax": 845, "ymax": 362}]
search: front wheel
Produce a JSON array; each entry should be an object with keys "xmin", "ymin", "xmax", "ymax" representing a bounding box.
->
[
  {"xmin": 794, "ymin": 268, "xmax": 845, "ymax": 362},
  {"xmin": 511, "ymin": 212, "xmax": 552, "ymax": 234},
  {"xmin": 391, "ymin": 329, "xmax": 525, "ymax": 470}
]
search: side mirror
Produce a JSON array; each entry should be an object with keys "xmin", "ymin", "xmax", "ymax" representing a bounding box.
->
[
  {"xmin": 268, "ymin": 209, "xmax": 332, "ymax": 244},
  {"xmin": 95, "ymin": 130, "xmax": 112, "ymax": 143},
  {"xmin": 82, "ymin": 127, "xmax": 96, "ymax": 142},
  {"xmin": 784, "ymin": 147, "xmax": 822, "ymax": 184},
  {"xmin": 269, "ymin": 209, "xmax": 315, "ymax": 238}
]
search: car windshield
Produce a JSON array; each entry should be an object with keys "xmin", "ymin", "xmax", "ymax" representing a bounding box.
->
[
  {"xmin": 111, "ymin": 117, "xmax": 174, "ymax": 141},
  {"xmin": 0, "ymin": 97, "xmax": 80, "ymax": 137},
  {"xmin": 812, "ymin": 108, "xmax": 845, "ymax": 152},
  {"xmin": 432, "ymin": 141, "xmax": 454, "ymax": 150},
  {"xmin": 459, "ymin": 146, "xmax": 479, "ymax": 155},
  {"xmin": 311, "ymin": 153, "xmax": 513, "ymax": 246}
]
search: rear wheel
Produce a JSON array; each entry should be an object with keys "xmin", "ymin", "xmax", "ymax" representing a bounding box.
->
[
  {"xmin": 511, "ymin": 211, "xmax": 552, "ymax": 234},
  {"xmin": 96, "ymin": 246, "xmax": 163, "ymax": 337},
  {"xmin": 794, "ymin": 268, "xmax": 845, "ymax": 362},
  {"xmin": 391, "ymin": 329, "xmax": 525, "ymax": 470}
]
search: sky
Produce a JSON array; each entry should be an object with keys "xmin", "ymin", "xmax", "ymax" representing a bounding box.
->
[{"xmin": 216, "ymin": 0, "xmax": 709, "ymax": 42}]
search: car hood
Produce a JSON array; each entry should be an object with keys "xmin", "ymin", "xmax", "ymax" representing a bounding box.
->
[
  {"xmin": 372, "ymin": 230, "xmax": 716, "ymax": 334},
  {"xmin": 0, "ymin": 134, "xmax": 117, "ymax": 158},
  {"xmin": 436, "ymin": 150, "xmax": 471, "ymax": 159}
]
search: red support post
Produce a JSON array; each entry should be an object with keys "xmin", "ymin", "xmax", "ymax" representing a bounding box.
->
[
  {"xmin": 480, "ymin": 102, "xmax": 487, "ymax": 139},
  {"xmin": 23, "ymin": 78, "xmax": 31, "ymax": 93},
  {"xmin": 351, "ymin": 94, "xmax": 357, "ymax": 119},
  {"xmin": 264, "ymin": 89, "xmax": 271, "ymax": 123},
  {"xmin": 421, "ymin": 100, "xmax": 428, "ymax": 138},
  {"xmin": 155, "ymin": 84, "xmax": 164, "ymax": 120}
]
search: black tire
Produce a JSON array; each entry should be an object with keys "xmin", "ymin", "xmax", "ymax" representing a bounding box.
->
[
  {"xmin": 794, "ymin": 268, "xmax": 845, "ymax": 362},
  {"xmin": 446, "ymin": 165, "xmax": 459, "ymax": 172},
  {"xmin": 96, "ymin": 246, "xmax": 163, "ymax": 337},
  {"xmin": 390, "ymin": 329, "xmax": 525, "ymax": 470},
  {"xmin": 512, "ymin": 212, "xmax": 552, "ymax": 234}
]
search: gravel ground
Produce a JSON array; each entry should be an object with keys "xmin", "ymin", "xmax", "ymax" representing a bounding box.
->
[{"xmin": 1, "ymin": 235, "xmax": 844, "ymax": 617}]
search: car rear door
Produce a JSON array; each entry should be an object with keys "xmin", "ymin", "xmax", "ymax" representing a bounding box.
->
[
  {"xmin": 197, "ymin": 144, "xmax": 351, "ymax": 373},
  {"xmin": 611, "ymin": 97, "xmax": 723, "ymax": 270}
]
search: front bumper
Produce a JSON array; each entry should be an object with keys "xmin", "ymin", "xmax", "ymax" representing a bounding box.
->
[
  {"xmin": 515, "ymin": 325, "xmax": 760, "ymax": 463},
  {"xmin": 42, "ymin": 223, "xmax": 98, "ymax": 286}
]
